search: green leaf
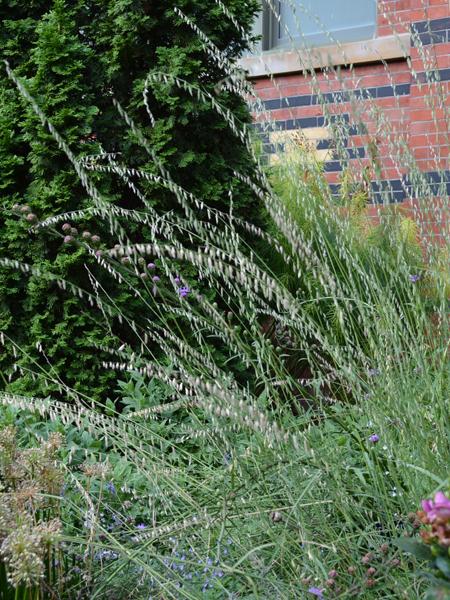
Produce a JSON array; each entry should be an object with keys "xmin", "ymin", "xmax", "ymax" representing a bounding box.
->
[
  {"xmin": 436, "ymin": 557, "xmax": 450, "ymax": 579},
  {"xmin": 394, "ymin": 537, "xmax": 434, "ymax": 561}
]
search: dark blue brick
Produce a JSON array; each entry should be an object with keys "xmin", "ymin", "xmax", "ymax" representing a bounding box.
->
[
  {"xmin": 415, "ymin": 31, "xmax": 448, "ymax": 46},
  {"xmin": 416, "ymin": 68, "xmax": 450, "ymax": 83},
  {"xmin": 316, "ymin": 138, "xmax": 337, "ymax": 150},
  {"xmin": 412, "ymin": 17, "xmax": 450, "ymax": 34},
  {"xmin": 324, "ymin": 161, "xmax": 343, "ymax": 172}
]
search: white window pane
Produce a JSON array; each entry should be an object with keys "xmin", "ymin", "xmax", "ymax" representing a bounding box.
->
[{"xmin": 278, "ymin": 0, "xmax": 377, "ymax": 47}]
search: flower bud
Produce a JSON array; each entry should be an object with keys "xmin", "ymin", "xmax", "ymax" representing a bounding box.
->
[
  {"xmin": 26, "ymin": 213, "xmax": 37, "ymax": 222},
  {"xmin": 367, "ymin": 567, "xmax": 376, "ymax": 576},
  {"xmin": 91, "ymin": 235, "xmax": 100, "ymax": 244},
  {"xmin": 64, "ymin": 235, "xmax": 74, "ymax": 244},
  {"xmin": 70, "ymin": 227, "xmax": 78, "ymax": 236},
  {"xmin": 328, "ymin": 570, "xmax": 337, "ymax": 579},
  {"xmin": 62, "ymin": 223, "xmax": 71, "ymax": 232},
  {"xmin": 82, "ymin": 231, "xmax": 91, "ymax": 239}
]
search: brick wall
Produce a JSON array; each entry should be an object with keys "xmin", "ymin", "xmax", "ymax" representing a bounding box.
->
[{"xmin": 248, "ymin": 0, "xmax": 449, "ymax": 242}]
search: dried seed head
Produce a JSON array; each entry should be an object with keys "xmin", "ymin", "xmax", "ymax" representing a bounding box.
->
[
  {"xmin": 91, "ymin": 235, "xmax": 100, "ymax": 244},
  {"xmin": 70, "ymin": 228, "xmax": 78, "ymax": 236},
  {"xmin": 270, "ymin": 511, "xmax": 282, "ymax": 523},
  {"xmin": 367, "ymin": 567, "xmax": 376, "ymax": 576},
  {"xmin": 347, "ymin": 566, "xmax": 356, "ymax": 575},
  {"xmin": 82, "ymin": 231, "xmax": 91, "ymax": 239}
]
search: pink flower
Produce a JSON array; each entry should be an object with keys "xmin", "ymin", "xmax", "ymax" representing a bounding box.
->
[{"xmin": 421, "ymin": 492, "xmax": 450, "ymax": 522}]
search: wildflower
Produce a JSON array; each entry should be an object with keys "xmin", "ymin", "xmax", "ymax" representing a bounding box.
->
[
  {"xmin": 136, "ymin": 523, "xmax": 146, "ymax": 529},
  {"xmin": 61, "ymin": 222, "xmax": 71, "ymax": 232},
  {"xmin": 95, "ymin": 250, "xmax": 103, "ymax": 258},
  {"xmin": 20, "ymin": 205, "xmax": 31, "ymax": 214},
  {"xmin": 178, "ymin": 285, "xmax": 190, "ymax": 298},
  {"xmin": 369, "ymin": 434, "xmax": 379, "ymax": 444},
  {"xmin": 26, "ymin": 213, "xmax": 37, "ymax": 223},
  {"xmin": 91, "ymin": 235, "xmax": 101, "ymax": 243},
  {"xmin": 308, "ymin": 587, "xmax": 324, "ymax": 598},
  {"xmin": 63, "ymin": 235, "xmax": 74, "ymax": 244},
  {"xmin": 152, "ymin": 276, "xmax": 160, "ymax": 282},
  {"xmin": 421, "ymin": 491, "xmax": 450, "ymax": 523},
  {"xmin": 82, "ymin": 230, "xmax": 91, "ymax": 239},
  {"xmin": 105, "ymin": 481, "xmax": 116, "ymax": 494},
  {"xmin": 409, "ymin": 274, "xmax": 420, "ymax": 283},
  {"xmin": 147, "ymin": 262, "xmax": 156, "ymax": 269},
  {"xmin": 174, "ymin": 276, "xmax": 181, "ymax": 284}
]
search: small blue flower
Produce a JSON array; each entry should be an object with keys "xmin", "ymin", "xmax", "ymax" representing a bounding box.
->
[
  {"xmin": 106, "ymin": 481, "xmax": 116, "ymax": 494},
  {"xmin": 409, "ymin": 274, "xmax": 420, "ymax": 283},
  {"xmin": 308, "ymin": 588, "xmax": 324, "ymax": 598},
  {"xmin": 369, "ymin": 434, "xmax": 380, "ymax": 444}
]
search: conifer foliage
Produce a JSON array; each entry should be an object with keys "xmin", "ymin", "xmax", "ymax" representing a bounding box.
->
[{"xmin": 0, "ymin": 1, "xmax": 260, "ymax": 398}]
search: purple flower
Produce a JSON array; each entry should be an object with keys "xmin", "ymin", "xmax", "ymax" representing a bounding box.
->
[
  {"xmin": 152, "ymin": 275, "xmax": 160, "ymax": 282},
  {"xmin": 409, "ymin": 274, "xmax": 420, "ymax": 283},
  {"xmin": 369, "ymin": 434, "xmax": 380, "ymax": 444},
  {"xmin": 178, "ymin": 286, "xmax": 190, "ymax": 298},
  {"xmin": 421, "ymin": 491, "xmax": 450, "ymax": 522},
  {"xmin": 308, "ymin": 587, "xmax": 324, "ymax": 598},
  {"xmin": 147, "ymin": 262, "xmax": 156, "ymax": 270},
  {"xmin": 136, "ymin": 523, "xmax": 147, "ymax": 529},
  {"xmin": 174, "ymin": 276, "xmax": 181, "ymax": 284},
  {"xmin": 105, "ymin": 481, "xmax": 116, "ymax": 494},
  {"xmin": 63, "ymin": 235, "xmax": 74, "ymax": 244}
]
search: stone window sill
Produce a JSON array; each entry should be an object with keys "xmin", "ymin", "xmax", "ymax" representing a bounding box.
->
[{"xmin": 239, "ymin": 33, "xmax": 411, "ymax": 78}]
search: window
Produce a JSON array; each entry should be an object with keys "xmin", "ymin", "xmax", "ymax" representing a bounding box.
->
[{"xmin": 254, "ymin": 0, "xmax": 377, "ymax": 52}]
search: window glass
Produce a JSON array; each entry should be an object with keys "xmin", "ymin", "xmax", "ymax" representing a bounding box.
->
[{"xmin": 277, "ymin": 0, "xmax": 377, "ymax": 48}]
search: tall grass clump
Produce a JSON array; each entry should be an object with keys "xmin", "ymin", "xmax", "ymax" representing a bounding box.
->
[{"xmin": 0, "ymin": 0, "xmax": 449, "ymax": 598}]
